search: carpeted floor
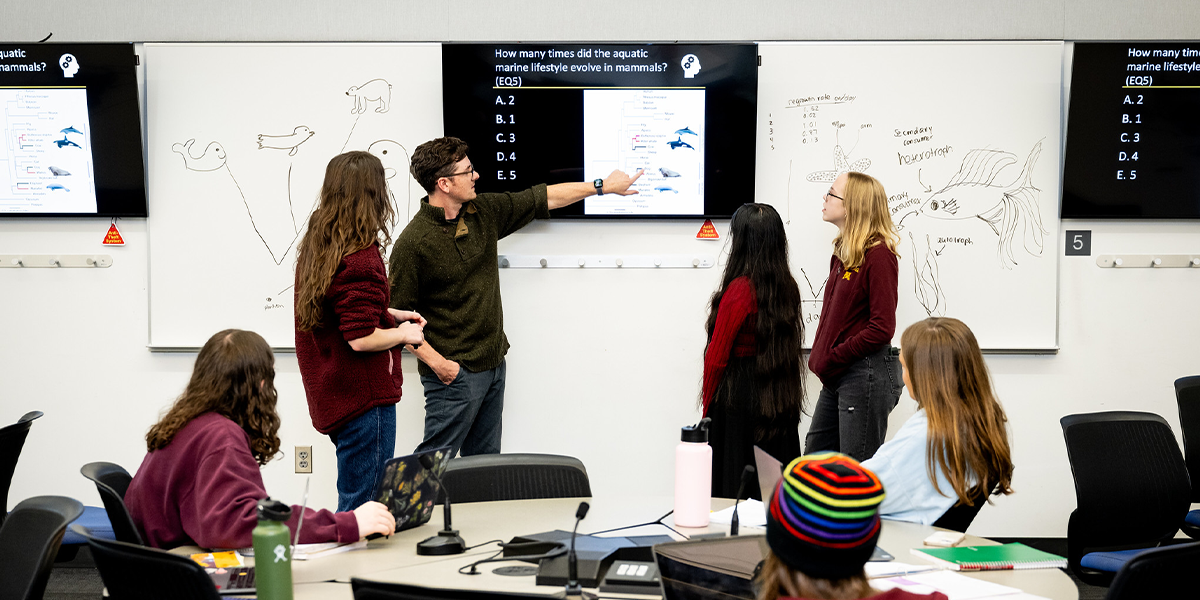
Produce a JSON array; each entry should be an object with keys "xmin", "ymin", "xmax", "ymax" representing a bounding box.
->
[{"xmin": 45, "ymin": 546, "xmax": 105, "ymax": 600}]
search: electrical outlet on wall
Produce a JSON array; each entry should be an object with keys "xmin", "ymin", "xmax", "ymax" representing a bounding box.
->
[{"xmin": 296, "ymin": 446, "xmax": 312, "ymax": 473}]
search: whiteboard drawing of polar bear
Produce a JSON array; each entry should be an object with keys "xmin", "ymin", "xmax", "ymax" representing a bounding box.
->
[{"xmin": 346, "ymin": 79, "xmax": 392, "ymax": 114}]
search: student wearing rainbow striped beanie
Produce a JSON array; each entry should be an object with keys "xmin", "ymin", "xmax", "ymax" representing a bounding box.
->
[{"xmin": 757, "ymin": 452, "xmax": 947, "ymax": 600}]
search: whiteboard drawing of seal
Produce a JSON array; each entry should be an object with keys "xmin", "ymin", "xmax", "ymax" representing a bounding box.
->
[
  {"xmin": 347, "ymin": 79, "xmax": 392, "ymax": 114},
  {"xmin": 257, "ymin": 126, "xmax": 315, "ymax": 156}
]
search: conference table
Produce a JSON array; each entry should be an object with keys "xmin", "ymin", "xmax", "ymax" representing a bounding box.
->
[{"xmin": 240, "ymin": 496, "xmax": 1078, "ymax": 599}]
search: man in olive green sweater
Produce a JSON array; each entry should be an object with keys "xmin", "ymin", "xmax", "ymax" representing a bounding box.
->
[{"xmin": 389, "ymin": 137, "xmax": 641, "ymax": 457}]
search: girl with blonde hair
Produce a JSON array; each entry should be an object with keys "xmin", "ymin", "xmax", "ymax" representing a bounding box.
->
[
  {"xmin": 862, "ymin": 317, "xmax": 1014, "ymax": 524},
  {"xmin": 806, "ymin": 171, "xmax": 903, "ymax": 461}
]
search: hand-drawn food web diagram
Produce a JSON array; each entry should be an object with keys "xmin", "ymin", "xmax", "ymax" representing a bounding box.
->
[
  {"xmin": 170, "ymin": 78, "xmax": 411, "ymax": 290},
  {"xmin": 776, "ymin": 96, "xmax": 1049, "ymax": 319}
]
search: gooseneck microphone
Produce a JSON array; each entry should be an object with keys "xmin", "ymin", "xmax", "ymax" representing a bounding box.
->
[
  {"xmin": 565, "ymin": 501, "xmax": 590, "ymax": 597},
  {"xmin": 416, "ymin": 454, "xmax": 466, "ymax": 555},
  {"xmin": 730, "ymin": 465, "xmax": 756, "ymax": 537}
]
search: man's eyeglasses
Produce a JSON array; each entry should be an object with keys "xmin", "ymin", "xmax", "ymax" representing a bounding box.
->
[
  {"xmin": 824, "ymin": 191, "xmax": 844, "ymax": 202},
  {"xmin": 443, "ymin": 166, "xmax": 476, "ymax": 179}
]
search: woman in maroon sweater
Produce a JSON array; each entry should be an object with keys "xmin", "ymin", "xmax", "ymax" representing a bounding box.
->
[
  {"xmin": 702, "ymin": 203, "xmax": 805, "ymax": 499},
  {"xmin": 805, "ymin": 171, "xmax": 902, "ymax": 462},
  {"xmin": 125, "ymin": 329, "xmax": 396, "ymax": 549},
  {"xmin": 295, "ymin": 152, "xmax": 425, "ymax": 512}
]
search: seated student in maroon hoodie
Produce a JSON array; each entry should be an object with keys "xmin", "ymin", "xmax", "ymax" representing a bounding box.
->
[{"xmin": 125, "ymin": 329, "xmax": 396, "ymax": 549}]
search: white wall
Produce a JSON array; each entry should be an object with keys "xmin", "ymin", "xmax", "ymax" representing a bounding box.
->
[{"xmin": 4, "ymin": 1, "xmax": 1200, "ymax": 537}]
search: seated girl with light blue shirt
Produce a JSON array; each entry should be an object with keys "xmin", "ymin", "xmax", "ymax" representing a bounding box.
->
[{"xmin": 862, "ymin": 317, "xmax": 1014, "ymax": 526}]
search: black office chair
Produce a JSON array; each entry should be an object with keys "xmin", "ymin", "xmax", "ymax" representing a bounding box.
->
[
  {"xmin": 72, "ymin": 524, "xmax": 222, "ymax": 600},
  {"xmin": 931, "ymin": 486, "xmax": 989, "ymax": 533},
  {"xmin": 1173, "ymin": 375, "xmax": 1200, "ymax": 539},
  {"xmin": 352, "ymin": 578, "xmax": 546, "ymax": 600},
  {"xmin": 436, "ymin": 453, "xmax": 591, "ymax": 504},
  {"xmin": 80, "ymin": 461, "xmax": 144, "ymax": 544},
  {"xmin": 0, "ymin": 411, "xmax": 44, "ymax": 531},
  {"xmin": 1060, "ymin": 411, "xmax": 1192, "ymax": 587},
  {"xmin": 0, "ymin": 495, "xmax": 83, "ymax": 600},
  {"xmin": 1104, "ymin": 540, "xmax": 1200, "ymax": 599}
]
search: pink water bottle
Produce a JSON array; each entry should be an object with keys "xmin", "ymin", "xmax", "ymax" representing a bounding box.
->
[{"xmin": 673, "ymin": 418, "xmax": 712, "ymax": 527}]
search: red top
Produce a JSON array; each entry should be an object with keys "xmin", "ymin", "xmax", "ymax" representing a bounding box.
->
[
  {"xmin": 296, "ymin": 244, "xmax": 404, "ymax": 434},
  {"xmin": 808, "ymin": 243, "xmax": 899, "ymax": 384},
  {"xmin": 784, "ymin": 589, "xmax": 947, "ymax": 600},
  {"xmin": 702, "ymin": 277, "xmax": 757, "ymax": 415},
  {"xmin": 125, "ymin": 412, "xmax": 359, "ymax": 549}
]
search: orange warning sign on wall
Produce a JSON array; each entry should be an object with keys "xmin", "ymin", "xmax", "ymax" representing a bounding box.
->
[
  {"xmin": 102, "ymin": 223, "xmax": 125, "ymax": 246},
  {"xmin": 696, "ymin": 219, "xmax": 720, "ymax": 240}
]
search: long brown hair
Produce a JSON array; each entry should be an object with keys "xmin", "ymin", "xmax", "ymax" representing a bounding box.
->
[
  {"xmin": 832, "ymin": 172, "xmax": 900, "ymax": 269},
  {"xmin": 900, "ymin": 317, "xmax": 1014, "ymax": 505},
  {"xmin": 145, "ymin": 329, "xmax": 281, "ymax": 465},
  {"xmin": 295, "ymin": 151, "xmax": 394, "ymax": 331},
  {"xmin": 755, "ymin": 553, "xmax": 875, "ymax": 600},
  {"xmin": 705, "ymin": 203, "xmax": 805, "ymax": 439}
]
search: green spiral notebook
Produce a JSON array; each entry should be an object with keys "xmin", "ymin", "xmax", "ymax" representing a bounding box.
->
[{"xmin": 911, "ymin": 542, "xmax": 1067, "ymax": 571}]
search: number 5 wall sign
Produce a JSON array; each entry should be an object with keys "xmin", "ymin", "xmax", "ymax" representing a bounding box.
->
[{"xmin": 1065, "ymin": 230, "xmax": 1091, "ymax": 256}]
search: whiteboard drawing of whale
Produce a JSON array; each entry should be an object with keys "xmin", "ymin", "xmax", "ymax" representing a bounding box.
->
[{"xmin": 171, "ymin": 139, "xmax": 227, "ymax": 172}]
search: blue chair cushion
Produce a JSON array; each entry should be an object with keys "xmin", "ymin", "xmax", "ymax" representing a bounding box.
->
[
  {"xmin": 61, "ymin": 506, "xmax": 115, "ymax": 544},
  {"xmin": 1186, "ymin": 510, "xmax": 1200, "ymax": 527},
  {"xmin": 1079, "ymin": 548, "xmax": 1153, "ymax": 572}
]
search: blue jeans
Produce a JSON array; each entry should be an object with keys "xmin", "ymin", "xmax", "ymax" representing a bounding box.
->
[
  {"xmin": 803, "ymin": 346, "xmax": 903, "ymax": 461},
  {"xmin": 329, "ymin": 404, "xmax": 396, "ymax": 513},
  {"xmin": 417, "ymin": 360, "xmax": 505, "ymax": 458}
]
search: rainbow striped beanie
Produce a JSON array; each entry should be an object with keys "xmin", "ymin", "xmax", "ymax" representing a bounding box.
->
[{"xmin": 765, "ymin": 452, "xmax": 886, "ymax": 578}]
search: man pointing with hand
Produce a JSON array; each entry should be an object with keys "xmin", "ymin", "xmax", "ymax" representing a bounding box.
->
[{"xmin": 389, "ymin": 136, "xmax": 642, "ymax": 457}]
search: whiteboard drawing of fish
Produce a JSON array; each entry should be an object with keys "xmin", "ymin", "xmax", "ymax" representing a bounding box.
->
[
  {"xmin": 918, "ymin": 141, "xmax": 1046, "ymax": 268},
  {"xmin": 806, "ymin": 145, "xmax": 871, "ymax": 183}
]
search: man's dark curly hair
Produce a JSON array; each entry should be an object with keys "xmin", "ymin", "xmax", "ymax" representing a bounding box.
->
[{"xmin": 410, "ymin": 137, "xmax": 470, "ymax": 194}]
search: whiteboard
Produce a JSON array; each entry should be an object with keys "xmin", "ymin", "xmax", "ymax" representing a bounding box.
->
[
  {"xmin": 755, "ymin": 42, "xmax": 1062, "ymax": 350},
  {"xmin": 146, "ymin": 43, "xmax": 443, "ymax": 349}
]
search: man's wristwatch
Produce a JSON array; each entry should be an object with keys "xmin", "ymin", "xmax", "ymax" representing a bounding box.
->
[{"xmin": 593, "ymin": 178, "xmax": 604, "ymax": 195}]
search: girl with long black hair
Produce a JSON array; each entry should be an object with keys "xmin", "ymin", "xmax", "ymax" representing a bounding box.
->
[{"xmin": 701, "ymin": 203, "xmax": 806, "ymax": 499}]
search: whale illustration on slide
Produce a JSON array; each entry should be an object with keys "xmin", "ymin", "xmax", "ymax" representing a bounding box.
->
[{"xmin": 668, "ymin": 136, "xmax": 695, "ymax": 150}]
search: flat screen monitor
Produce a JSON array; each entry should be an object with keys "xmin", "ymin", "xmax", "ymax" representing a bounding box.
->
[
  {"xmin": 1062, "ymin": 42, "xmax": 1200, "ymax": 219},
  {"xmin": 0, "ymin": 43, "xmax": 146, "ymax": 217},
  {"xmin": 442, "ymin": 43, "xmax": 758, "ymax": 218}
]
